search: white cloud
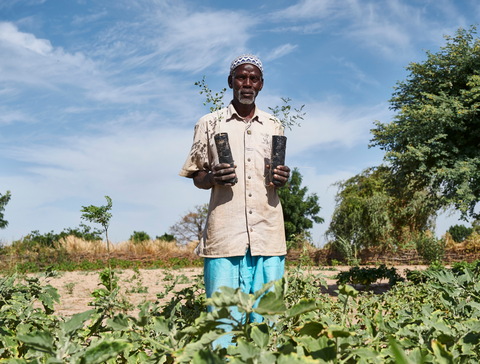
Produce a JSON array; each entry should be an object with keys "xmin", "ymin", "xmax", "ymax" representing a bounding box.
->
[
  {"xmin": 0, "ymin": 0, "xmax": 46, "ymax": 9},
  {"xmin": 0, "ymin": 107, "xmax": 35, "ymax": 125},
  {"xmin": 269, "ymin": 0, "xmax": 469, "ymax": 59},
  {"xmin": 71, "ymin": 10, "xmax": 108, "ymax": 26},
  {"xmin": 335, "ymin": 57, "xmax": 380, "ymax": 87},
  {"xmin": 87, "ymin": 2, "xmax": 259, "ymax": 74},
  {"xmin": 264, "ymin": 44, "xmax": 298, "ymax": 62},
  {"xmin": 0, "ymin": 123, "xmax": 208, "ymax": 241},
  {"xmin": 270, "ymin": 0, "xmax": 341, "ymax": 21},
  {"xmin": 277, "ymin": 97, "xmax": 391, "ymax": 156}
]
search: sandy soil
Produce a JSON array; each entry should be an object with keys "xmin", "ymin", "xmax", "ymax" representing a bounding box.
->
[{"xmin": 33, "ymin": 265, "xmax": 427, "ymax": 317}]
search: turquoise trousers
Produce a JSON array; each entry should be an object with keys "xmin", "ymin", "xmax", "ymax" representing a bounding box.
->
[{"xmin": 204, "ymin": 248, "xmax": 285, "ymax": 349}]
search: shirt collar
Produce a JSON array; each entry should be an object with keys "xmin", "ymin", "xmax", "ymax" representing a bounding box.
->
[{"xmin": 226, "ymin": 102, "xmax": 263, "ymax": 124}]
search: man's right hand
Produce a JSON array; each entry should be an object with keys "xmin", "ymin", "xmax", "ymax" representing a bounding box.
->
[{"xmin": 212, "ymin": 163, "xmax": 237, "ymax": 186}]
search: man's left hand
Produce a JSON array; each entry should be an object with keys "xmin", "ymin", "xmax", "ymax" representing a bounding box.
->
[{"xmin": 267, "ymin": 165, "xmax": 290, "ymax": 188}]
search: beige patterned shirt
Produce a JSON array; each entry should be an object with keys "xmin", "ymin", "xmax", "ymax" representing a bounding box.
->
[{"xmin": 179, "ymin": 103, "xmax": 287, "ymax": 258}]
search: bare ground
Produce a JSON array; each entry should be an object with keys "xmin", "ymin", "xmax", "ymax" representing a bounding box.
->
[{"xmin": 34, "ymin": 265, "xmax": 428, "ymax": 317}]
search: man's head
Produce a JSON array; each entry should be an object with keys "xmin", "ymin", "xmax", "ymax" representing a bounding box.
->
[{"xmin": 228, "ymin": 54, "xmax": 264, "ymax": 106}]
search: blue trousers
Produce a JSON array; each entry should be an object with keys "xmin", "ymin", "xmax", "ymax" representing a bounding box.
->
[{"xmin": 204, "ymin": 248, "xmax": 285, "ymax": 349}]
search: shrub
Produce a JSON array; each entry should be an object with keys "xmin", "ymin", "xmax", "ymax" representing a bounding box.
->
[
  {"xmin": 156, "ymin": 233, "xmax": 175, "ymax": 242},
  {"xmin": 130, "ymin": 231, "xmax": 151, "ymax": 244},
  {"xmin": 414, "ymin": 233, "xmax": 446, "ymax": 264},
  {"xmin": 448, "ymin": 224, "xmax": 474, "ymax": 243}
]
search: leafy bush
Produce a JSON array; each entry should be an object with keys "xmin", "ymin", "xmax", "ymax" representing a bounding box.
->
[
  {"xmin": 130, "ymin": 230, "xmax": 151, "ymax": 244},
  {"xmin": 24, "ymin": 224, "xmax": 103, "ymax": 248},
  {"xmin": 414, "ymin": 232, "xmax": 446, "ymax": 264},
  {"xmin": 448, "ymin": 224, "xmax": 474, "ymax": 243},
  {"xmin": 332, "ymin": 236, "xmax": 361, "ymax": 266},
  {"xmin": 336, "ymin": 264, "xmax": 404, "ymax": 289},
  {"xmin": 156, "ymin": 232, "xmax": 175, "ymax": 242},
  {"xmin": 4, "ymin": 263, "xmax": 480, "ymax": 363}
]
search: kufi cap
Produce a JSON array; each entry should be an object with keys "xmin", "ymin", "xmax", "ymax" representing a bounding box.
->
[{"xmin": 230, "ymin": 54, "xmax": 263, "ymax": 76}]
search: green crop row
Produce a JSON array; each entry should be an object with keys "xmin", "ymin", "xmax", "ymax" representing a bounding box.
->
[
  {"xmin": 0, "ymin": 256, "xmax": 203, "ymax": 274},
  {"xmin": 1, "ymin": 262, "xmax": 479, "ymax": 363}
]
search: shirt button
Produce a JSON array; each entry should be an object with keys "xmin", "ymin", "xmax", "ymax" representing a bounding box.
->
[
  {"xmin": 249, "ymin": 193, "xmax": 252, "ymax": 197},
  {"xmin": 248, "ymin": 176, "xmax": 251, "ymax": 179},
  {"xmin": 249, "ymin": 210, "xmax": 252, "ymax": 214},
  {"xmin": 248, "ymin": 158, "xmax": 251, "ymax": 162},
  {"xmin": 250, "ymin": 228, "xmax": 253, "ymax": 232},
  {"xmin": 247, "ymin": 130, "xmax": 251, "ymax": 135}
]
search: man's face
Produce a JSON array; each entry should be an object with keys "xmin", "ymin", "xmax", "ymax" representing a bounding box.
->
[{"xmin": 229, "ymin": 64, "xmax": 263, "ymax": 105}]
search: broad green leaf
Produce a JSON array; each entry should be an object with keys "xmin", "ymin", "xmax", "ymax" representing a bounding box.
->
[
  {"xmin": 276, "ymin": 353, "xmax": 321, "ymax": 364},
  {"xmin": 236, "ymin": 339, "xmax": 261, "ymax": 361},
  {"xmin": 192, "ymin": 349, "xmax": 223, "ymax": 364},
  {"xmin": 175, "ymin": 329, "xmax": 225, "ymax": 363},
  {"xmin": 254, "ymin": 291, "xmax": 286, "ymax": 315},
  {"xmin": 82, "ymin": 340, "xmax": 131, "ymax": 364},
  {"xmin": 251, "ymin": 324, "xmax": 269, "ymax": 349},
  {"xmin": 326, "ymin": 325, "xmax": 353, "ymax": 338},
  {"xmin": 388, "ymin": 337, "xmax": 411, "ymax": 364},
  {"xmin": 152, "ymin": 317, "xmax": 170, "ymax": 335},
  {"xmin": 338, "ymin": 284, "xmax": 358, "ymax": 298},
  {"xmin": 432, "ymin": 341, "xmax": 454, "ymax": 364},
  {"xmin": 106, "ymin": 313, "xmax": 130, "ymax": 331},
  {"xmin": 352, "ymin": 348, "xmax": 382, "ymax": 363},
  {"xmin": 285, "ymin": 299, "xmax": 317, "ymax": 318},
  {"xmin": 64, "ymin": 309, "xmax": 96, "ymax": 335},
  {"xmin": 296, "ymin": 322, "xmax": 325, "ymax": 337},
  {"xmin": 17, "ymin": 331, "xmax": 54, "ymax": 354},
  {"xmin": 253, "ymin": 281, "xmax": 275, "ymax": 300}
]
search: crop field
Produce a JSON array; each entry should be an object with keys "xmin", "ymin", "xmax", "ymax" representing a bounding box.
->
[{"xmin": 1, "ymin": 258, "xmax": 479, "ymax": 363}]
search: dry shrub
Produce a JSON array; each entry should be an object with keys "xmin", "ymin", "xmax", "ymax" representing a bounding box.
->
[
  {"xmin": 57, "ymin": 236, "xmax": 198, "ymax": 256},
  {"xmin": 444, "ymin": 232, "xmax": 457, "ymax": 250},
  {"xmin": 441, "ymin": 231, "xmax": 480, "ymax": 253}
]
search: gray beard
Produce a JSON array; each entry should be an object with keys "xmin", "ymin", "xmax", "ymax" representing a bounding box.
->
[{"xmin": 236, "ymin": 89, "xmax": 256, "ymax": 105}]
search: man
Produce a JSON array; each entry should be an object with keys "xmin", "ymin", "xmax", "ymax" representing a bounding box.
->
[{"xmin": 179, "ymin": 54, "xmax": 290, "ymax": 346}]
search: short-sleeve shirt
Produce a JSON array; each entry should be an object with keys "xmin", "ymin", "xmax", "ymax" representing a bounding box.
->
[{"xmin": 179, "ymin": 102, "xmax": 287, "ymax": 258}]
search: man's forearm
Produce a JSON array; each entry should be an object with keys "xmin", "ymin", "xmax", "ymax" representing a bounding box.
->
[{"xmin": 193, "ymin": 170, "xmax": 215, "ymax": 190}]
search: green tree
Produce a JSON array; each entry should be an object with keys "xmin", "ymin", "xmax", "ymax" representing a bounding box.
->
[
  {"xmin": 130, "ymin": 231, "xmax": 151, "ymax": 244},
  {"xmin": 448, "ymin": 224, "xmax": 474, "ymax": 243},
  {"xmin": 81, "ymin": 196, "xmax": 113, "ymax": 290},
  {"xmin": 370, "ymin": 26, "xmax": 480, "ymax": 220},
  {"xmin": 0, "ymin": 190, "xmax": 11, "ymax": 229},
  {"xmin": 277, "ymin": 168, "xmax": 324, "ymax": 242},
  {"xmin": 326, "ymin": 166, "xmax": 436, "ymax": 252}
]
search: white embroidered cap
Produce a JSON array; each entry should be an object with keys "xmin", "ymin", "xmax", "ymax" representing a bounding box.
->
[{"xmin": 230, "ymin": 54, "xmax": 263, "ymax": 76}]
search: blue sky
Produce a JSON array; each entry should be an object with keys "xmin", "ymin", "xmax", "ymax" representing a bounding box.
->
[{"xmin": 0, "ymin": 0, "xmax": 478, "ymax": 245}]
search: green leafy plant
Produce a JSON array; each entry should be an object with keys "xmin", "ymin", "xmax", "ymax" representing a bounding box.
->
[
  {"xmin": 333, "ymin": 236, "xmax": 361, "ymax": 266},
  {"xmin": 63, "ymin": 282, "xmax": 77, "ymax": 295},
  {"xmin": 327, "ymin": 166, "xmax": 436, "ymax": 252},
  {"xmin": 278, "ymin": 168, "xmax": 324, "ymax": 240},
  {"xmin": 130, "ymin": 230, "xmax": 150, "ymax": 244},
  {"xmin": 268, "ymin": 97, "xmax": 305, "ymax": 131},
  {"xmin": 448, "ymin": 224, "xmax": 474, "ymax": 242},
  {"xmin": 414, "ymin": 232, "xmax": 446, "ymax": 264},
  {"xmin": 81, "ymin": 196, "xmax": 113, "ymax": 291},
  {"xmin": 3, "ymin": 262, "xmax": 480, "ymax": 362},
  {"xmin": 336, "ymin": 264, "xmax": 404, "ymax": 289},
  {"xmin": 157, "ymin": 232, "xmax": 175, "ymax": 242},
  {"xmin": 0, "ymin": 190, "xmax": 11, "ymax": 229},
  {"xmin": 371, "ymin": 25, "xmax": 480, "ymax": 220}
]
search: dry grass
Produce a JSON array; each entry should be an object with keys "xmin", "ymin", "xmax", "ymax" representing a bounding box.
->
[
  {"xmin": 56, "ymin": 236, "xmax": 198, "ymax": 255},
  {"xmin": 443, "ymin": 231, "xmax": 480, "ymax": 253}
]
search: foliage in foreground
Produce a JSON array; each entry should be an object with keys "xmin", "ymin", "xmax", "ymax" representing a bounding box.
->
[
  {"xmin": 370, "ymin": 25, "xmax": 480, "ymax": 220},
  {"xmin": 1, "ymin": 262, "xmax": 480, "ymax": 363}
]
